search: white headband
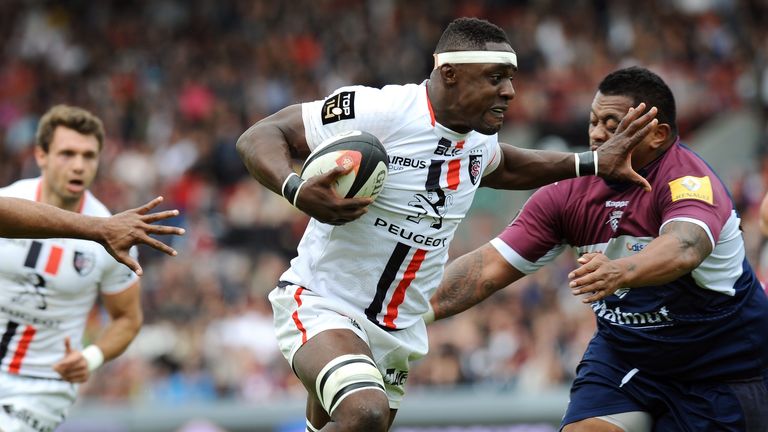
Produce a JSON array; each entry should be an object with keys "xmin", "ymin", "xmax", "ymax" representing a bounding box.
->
[{"xmin": 433, "ymin": 51, "xmax": 518, "ymax": 69}]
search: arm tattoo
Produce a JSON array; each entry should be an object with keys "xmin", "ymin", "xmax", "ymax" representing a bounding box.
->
[
  {"xmin": 661, "ymin": 221, "xmax": 711, "ymax": 263},
  {"xmin": 435, "ymin": 249, "xmax": 502, "ymax": 319}
]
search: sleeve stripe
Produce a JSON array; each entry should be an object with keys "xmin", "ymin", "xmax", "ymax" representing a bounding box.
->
[{"xmin": 660, "ymin": 217, "xmax": 715, "ymax": 250}]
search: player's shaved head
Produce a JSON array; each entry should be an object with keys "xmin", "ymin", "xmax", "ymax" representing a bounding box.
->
[
  {"xmin": 434, "ymin": 17, "xmax": 512, "ymax": 53},
  {"xmin": 598, "ymin": 66, "xmax": 678, "ymax": 137}
]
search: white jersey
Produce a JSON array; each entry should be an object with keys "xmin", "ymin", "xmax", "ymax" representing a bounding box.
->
[
  {"xmin": 0, "ymin": 178, "xmax": 138, "ymax": 379},
  {"xmin": 280, "ymin": 82, "xmax": 502, "ymax": 330}
]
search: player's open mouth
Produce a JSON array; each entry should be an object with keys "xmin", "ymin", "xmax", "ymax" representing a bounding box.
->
[{"xmin": 67, "ymin": 180, "xmax": 84, "ymax": 192}]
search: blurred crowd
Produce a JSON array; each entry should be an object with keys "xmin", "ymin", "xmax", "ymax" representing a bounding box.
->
[{"xmin": 1, "ymin": 0, "xmax": 767, "ymax": 407}]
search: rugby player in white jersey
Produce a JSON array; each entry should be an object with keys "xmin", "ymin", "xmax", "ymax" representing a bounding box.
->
[
  {"xmin": 0, "ymin": 105, "xmax": 146, "ymax": 432},
  {"xmin": 0, "ymin": 196, "xmax": 184, "ymax": 276},
  {"xmin": 237, "ymin": 17, "xmax": 657, "ymax": 432}
]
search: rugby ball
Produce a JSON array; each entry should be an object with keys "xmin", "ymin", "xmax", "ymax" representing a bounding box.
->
[{"xmin": 300, "ymin": 130, "xmax": 388, "ymax": 200}]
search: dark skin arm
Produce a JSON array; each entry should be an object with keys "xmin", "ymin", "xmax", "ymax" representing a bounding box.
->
[
  {"xmin": 235, "ymin": 105, "xmax": 372, "ymax": 225},
  {"xmin": 430, "ymin": 243, "xmax": 526, "ymax": 320},
  {"xmin": 53, "ymin": 282, "xmax": 142, "ymax": 382},
  {"xmin": 482, "ymin": 104, "xmax": 658, "ymax": 191},
  {"xmin": 0, "ymin": 196, "xmax": 184, "ymax": 276},
  {"xmin": 568, "ymin": 221, "xmax": 713, "ymax": 303}
]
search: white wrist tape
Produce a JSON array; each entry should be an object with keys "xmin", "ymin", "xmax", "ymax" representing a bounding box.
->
[{"xmin": 81, "ymin": 345, "xmax": 104, "ymax": 372}]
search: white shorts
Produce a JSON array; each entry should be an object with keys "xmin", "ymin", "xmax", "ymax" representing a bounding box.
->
[
  {"xmin": 0, "ymin": 372, "xmax": 76, "ymax": 432},
  {"xmin": 269, "ymin": 282, "xmax": 429, "ymax": 409}
]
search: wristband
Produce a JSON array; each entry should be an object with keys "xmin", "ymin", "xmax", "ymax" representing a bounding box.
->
[
  {"xmin": 574, "ymin": 152, "xmax": 580, "ymax": 177},
  {"xmin": 281, "ymin": 173, "xmax": 306, "ymax": 207},
  {"xmin": 81, "ymin": 345, "xmax": 104, "ymax": 372},
  {"xmin": 593, "ymin": 150, "xmax": 599, "ymax": 176},
  {"xmin": 423, "ymin": 303, "xmax": 435, "ymax": 324},
  {"xmin": 575, "ymin": 151, "xmax": 597, "ymax": 177}
]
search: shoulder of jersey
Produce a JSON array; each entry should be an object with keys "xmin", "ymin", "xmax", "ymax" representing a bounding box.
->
[
  {"xmin": 347, "ymin": 83, "xmax": 422, "ymax": 104},
  {"xmin": 0, "ymin": 178, "xmax": 38, "ymax": 198},
  {"xmin": 81, "ymin": 192, "xmax": 113, "ymax": 217}
]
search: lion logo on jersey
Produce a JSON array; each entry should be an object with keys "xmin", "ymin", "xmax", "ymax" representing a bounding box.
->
[
  {"xmin": 11, "ymin": 272, "xmax": 48, "ymax": 310},
  {"xmin": 406, "ymin": 189, "xmax": 453, "ymax": 229},
  {"xmin": 74, "ymin": 251, "xmax": 95, "ymax": 276}
]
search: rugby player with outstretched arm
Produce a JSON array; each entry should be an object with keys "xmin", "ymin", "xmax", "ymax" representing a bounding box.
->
[{"xmin": 429, "ymin": 67, "xmax": 768, "ymax": 432}]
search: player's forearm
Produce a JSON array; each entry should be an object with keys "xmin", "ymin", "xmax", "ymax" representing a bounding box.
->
[
  {"xmin": 0, "ymin": 198, "xmax": 101, "ymax": 240},
  {"xmin": 92, "ymin": 311, "xmax": 143, "ymax": 362},
  {"xmin": 482, "ymin": 146, "xmax": 577, "ymax": 190},
  {"xmin": 236, "ymin": 106, "xmax": 308, "ymax": 196},
  {"xmin": 615, "ymin": 232, "xmax": 709, "ymax": 288},
  {"xmin": 237, "ymin": 125, "xmax": 296, "ymax": 195},
  {"xmin": 432, "ymin": 245, "xmax": 521, "ymax": 320}
]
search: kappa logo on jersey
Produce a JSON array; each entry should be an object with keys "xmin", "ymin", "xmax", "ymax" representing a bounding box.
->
[
  {"xmin": 606, "ymin": 200, "xmax": 629, "ymax": 208},
  {"xmin": 321, "ymin": 91, "xmax": 355, "ymax": 124},
  {"xmin": 406, "ymin": 189, "xmax": 453, "ymax": 229},
  {"xmin": 468, "ymin": 154, "xmax": 482, "ymax": 185},
  {"xmin": 73, "ymin": 251, "xmax": 96, "ymax": 276},
  {"xmin": 668, "ymin": 175, "xmax": 713, "ymax": 205}
]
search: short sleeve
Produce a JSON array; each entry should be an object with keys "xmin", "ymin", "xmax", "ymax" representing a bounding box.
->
[
  {"xmin": 99, "ymin": 245, "xmax": 139, "ymax": 295},
  {"xmin": 482, "ymin": 141, "xmax": 502, "ymax": 176},
  {"xmin": 493, "ymin": 184, "xmax": 567, "ymax": 274},
  {"xmin": 658, "ymin": 174, "xmax": 729, "ymax": 248},
  {"xmin": 301, "ymin": 85, "xmax": 405, "ymax": 151}
]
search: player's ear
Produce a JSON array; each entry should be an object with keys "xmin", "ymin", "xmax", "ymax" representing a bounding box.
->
[
  {"xmin": 649, "ymin": 123, "xmax": 671, "ymax": 150},
  {"xmin": 33, "ymin": 145, "xmax": 48, "ymax": 169},
  {"xmin": 438, "ymin": 64, "xmax": 458, "ymax": 85}
]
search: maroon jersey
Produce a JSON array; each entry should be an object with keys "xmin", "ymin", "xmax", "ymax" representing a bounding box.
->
[{"xmin": 493, "ymin": 140, "xmax": 768, "ymax": 380}]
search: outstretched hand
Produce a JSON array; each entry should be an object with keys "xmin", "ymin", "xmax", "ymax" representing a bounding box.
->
[
  {"xmin": 596, "ymin": 103, "xmax": 658, "ymax": 192},
  {"xmin": 295, "ymin": 166, "xmax": 373, "ymax": 225},
  {"xmin": 99, "ymin": 196, "xmax": 185, "ymax": 275}
]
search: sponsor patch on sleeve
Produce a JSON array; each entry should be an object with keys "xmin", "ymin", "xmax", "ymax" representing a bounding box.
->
[
  {"xmin": 321, "ymin": 91, "xmax": 355, "ymax": 124},
  {"xmin": 668, "ymin": 175, "xmax": 713, "ymax": 204}
]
